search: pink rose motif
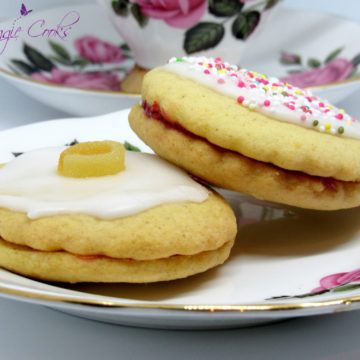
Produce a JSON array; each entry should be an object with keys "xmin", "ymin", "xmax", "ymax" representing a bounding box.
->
[
  {"xmin": 312, "ymin": 268, "xmax": 360, "ymax": 293},
  {"xmin": 74, "ymin": 36, "xmax": 124, "ymax": 64},
  {"xmin": 281, "ymin": 58, "xmax": 354, "ymax": 88},
  {"xmin": 135, "ymin": 0, "xmax": 207, "ymax": 29},
  {"xmin": 32, "ymin": 69, "xmax": 120, "ymax": 91}
]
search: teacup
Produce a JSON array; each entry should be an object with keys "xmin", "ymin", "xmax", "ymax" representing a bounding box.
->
[{"xmin": 97, "ymin": 0, "xmax": 281, "ymax": 69}]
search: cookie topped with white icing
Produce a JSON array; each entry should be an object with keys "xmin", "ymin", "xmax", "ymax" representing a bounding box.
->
[
  {"xmin": 0, "ymin": 141, "xmax": 236, "ymax": 283},
  {"xmin": 129, "ymin": 56, "xmax": 360, "ymax": 210}
]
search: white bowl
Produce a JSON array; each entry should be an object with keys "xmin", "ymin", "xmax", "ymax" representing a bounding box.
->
[{"xmin": 1, "ymin": 4, "xmax": 360, "ymax": 116}]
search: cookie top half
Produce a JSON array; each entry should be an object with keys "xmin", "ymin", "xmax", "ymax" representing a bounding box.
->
[
  {"xmin": 0, "ymin": 144, "xmax": 236, "ymax": 260},
  {"xmin": 141, "ymin": 57, "xmax": 360, "ymax": 181}
]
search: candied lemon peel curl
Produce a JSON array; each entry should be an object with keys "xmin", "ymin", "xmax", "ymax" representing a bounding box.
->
[{"xmin": 58, "ymin": 141, "xmax": 125, "ymax": 178}]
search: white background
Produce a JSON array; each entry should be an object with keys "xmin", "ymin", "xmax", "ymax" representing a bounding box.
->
[{"xmin": 1, "ymin": 1, "xmax": 360, "ymax": 359}]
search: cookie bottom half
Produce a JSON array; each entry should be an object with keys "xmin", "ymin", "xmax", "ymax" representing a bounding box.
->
[
  {"xmin": 130, "ymin": 105, "xmax": 360, "ymax": 210},
  {"xmin": 0, "ymin": 237, "xmax": 234, "ymax": 283},
  {"xmin": 0, "ymin": 190, "xmax": 236, "ymax": 261}
]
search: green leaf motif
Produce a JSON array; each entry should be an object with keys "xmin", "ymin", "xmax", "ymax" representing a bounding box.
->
[
  {"xmin": 12, "ymin": 152, "xmax": 23, "ymax": 158},
  {"xmin": 325, "ymin": 47, "xmax": 343, "ymax": 63},
  {"xmin": 124, "ymin": 141, "xmax": 141, "ymax": 152},
  {"xmin": 120, "ymin": 43, "xmax": 131, "ymax": 52},
  {"xmin": 10, "ymin": 59, "xmax": 37, "ymax": 75},
  {"xmin": 209, "ymin": 0, "xmax": 243, "ymax": 17},
  {"xmin": 23, "ymin": 43, "xmax": 54, "ymax": 72},
  {"xmin": 351, "ymin": 53, "xmax": 360, "ymax": 67},
  {"xmin": 66, "ymin": 139, "xmax": 79, "ymax": 147},
  {"xmin": 120, "ymin": 43, "xmax": 132, "ymax": 58},
  {"xmin": 231, "ymin": 14, "xmax": 246, "ymax": 38},
  {"xmin": 112, "ymin": 0, "xmax": 129, "ymax": 16},
  {"xmin": 71, "ymin": 58, "xmax": 91, "ymax": 67},
  {"xmin": 331, "ymin": 283, "xmax": 360, "ymax": 293},
  {"xmin": 265, "ymin": 0, "xmax": 280, "ymax": 10},
  {"xmin": 130, "ymin": 4, "xmax": 148, "ymax": 27},
  {"xmin": 184, "ymin": 22, "xmax": 225, "ymax": 54},
  {"xmin": 49, "ymin": 41, "xmax": 71, "ymax": 62},
  {"xmin": 287, "ymin": 70, "xmax": 303, "ymax": 74},
  {"xmin": 349, "ymin": 68, "xmax": 358, "ymax": 78},
  {"xmin": 307, "ymin": 58, "xmax": 321, "ymax": 68},
  {"xmin": 232, "ymin": 11, "xmax": 261, "ymax": 40},
  {"xmin": 50, "ymin": 56, "xmax": 72, "ymax": 66}
]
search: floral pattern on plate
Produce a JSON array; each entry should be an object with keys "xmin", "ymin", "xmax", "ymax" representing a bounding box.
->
[
  {"xmin": 9, "ymin": 36, "xmax": 132, "ymax": 91},
  {"xmin": 268, "ymin": 268, "xmax": 360, "ymax": 300},
  {"xmin": 279, "ymin": 47, "xmax": 360, "ymax": 88}
]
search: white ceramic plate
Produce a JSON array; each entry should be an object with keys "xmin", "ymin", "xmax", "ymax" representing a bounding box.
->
[
  {"xmin": 0, "ymin": 109, "xmax": 360, "ymax": 330},
  {"xmin": 1, "ymin": 4, "xmax": 360, "ymax": 116}
]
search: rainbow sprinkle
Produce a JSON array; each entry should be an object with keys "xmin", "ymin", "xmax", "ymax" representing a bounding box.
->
[{"xmin": 167, "ymin": 56, "xmax": 360, "ymax": 139}]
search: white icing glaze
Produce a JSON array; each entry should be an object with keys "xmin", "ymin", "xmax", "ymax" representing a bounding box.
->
[
  {"xmin": 163, "ymin": 56, "xmax": 360, "ymax": 140},
  {"xmin": 0, "ymin": 147, "xmax": 208, "ymax": 219}
]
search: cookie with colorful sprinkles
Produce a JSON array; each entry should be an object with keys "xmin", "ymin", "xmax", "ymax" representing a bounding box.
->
[
  {"xmin": 0, "ymin": 141, "xmax": 236, "ymax": 283},
  {"xmin": 129, "ymin": 56, "xmax": 360, "ymax": 210}
]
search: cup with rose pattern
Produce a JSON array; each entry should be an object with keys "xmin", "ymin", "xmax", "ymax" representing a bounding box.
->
[{"xmin": 97, "ymin": 0, "xmax": 281, "ymax": 70}]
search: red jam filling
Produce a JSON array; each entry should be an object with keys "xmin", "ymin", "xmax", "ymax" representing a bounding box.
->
[
  {"xmin": 76, "ymin": 254, "xmax": 134, "ymax": 262},
  {"xmin": 77, "ymin": 255, "xmax": 107, "ymax": 261},
  {"xmin": 141, "ymin": 100, "xmax": 343, "ymax": 191},
  {"xmin": 141, "ymin": 100, "xmax": 199, "ymax": 137},
  {"xmin": 143, "ymin": 100, "xmax": 162, "ymax": 120}
]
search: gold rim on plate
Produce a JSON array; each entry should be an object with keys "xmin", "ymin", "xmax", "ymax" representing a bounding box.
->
[{"xmin": 0, "ymin": 282, "xmax": 359, "ymax": 313}]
